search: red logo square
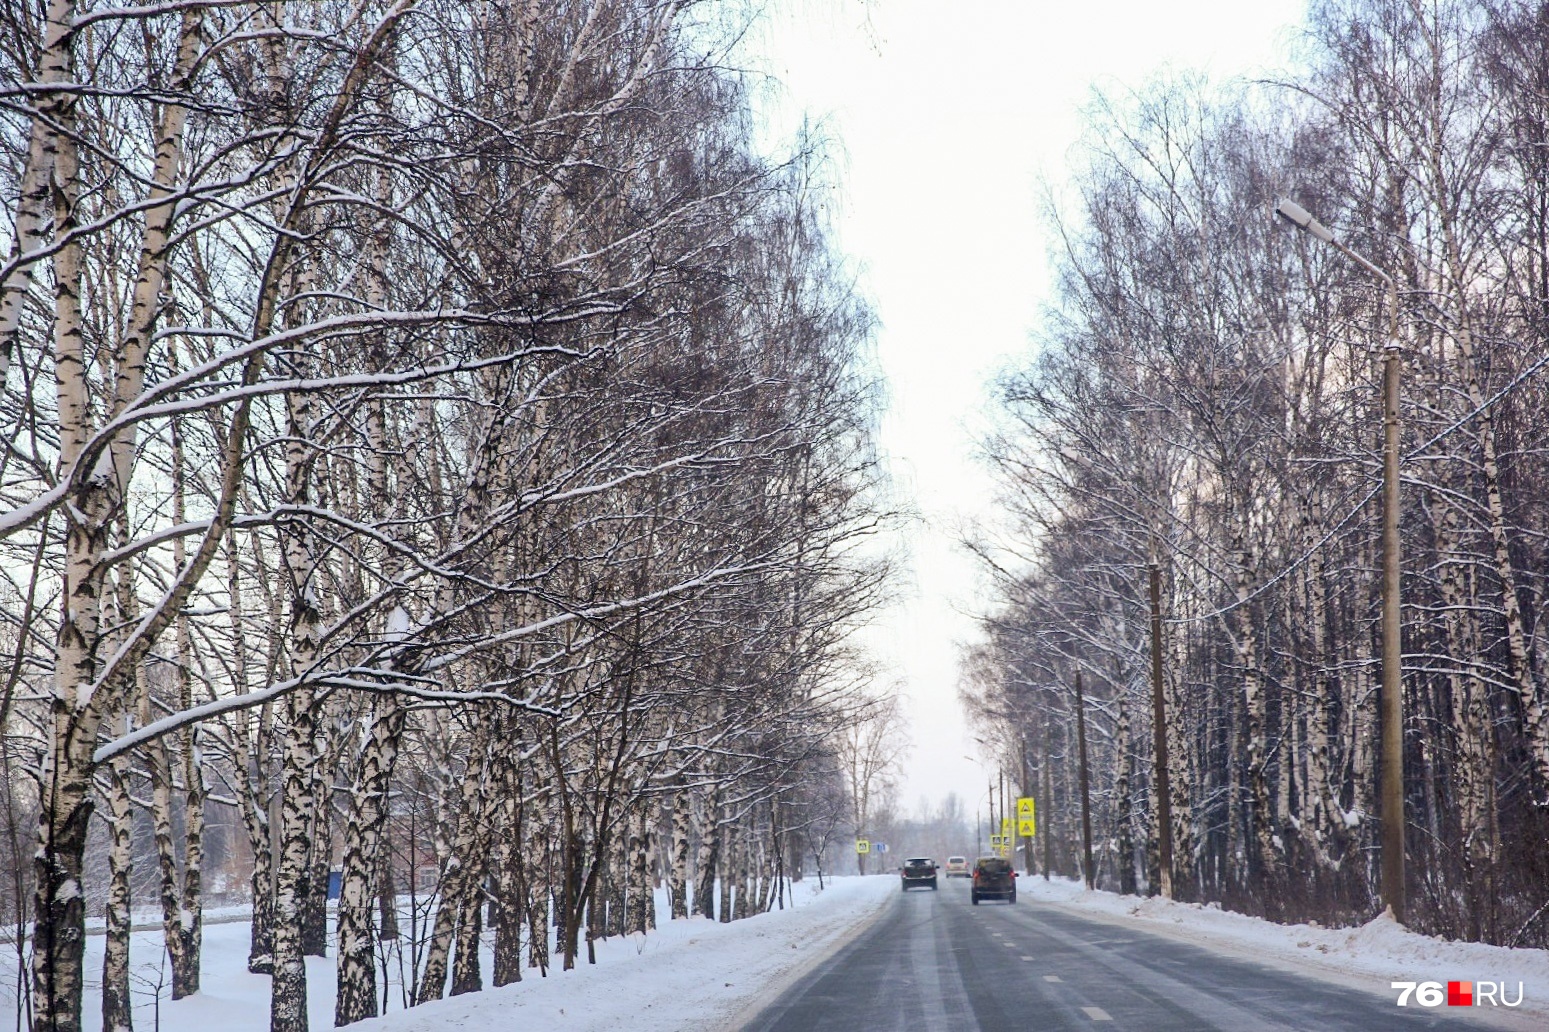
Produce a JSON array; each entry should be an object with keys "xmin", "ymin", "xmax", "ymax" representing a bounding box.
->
[{"xmin": 1447, "ymin": 981, "xmax": 1472, "ymax": 1006}]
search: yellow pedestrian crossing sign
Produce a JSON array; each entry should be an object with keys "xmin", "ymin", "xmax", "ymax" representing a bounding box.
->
[
  {"xmin": 855, "ymin": 839, "xmax": 870, "ymax": 854},
  {"xmin": 1017, "ymin": 797, "xmax": 1036, "ymax": 836}
]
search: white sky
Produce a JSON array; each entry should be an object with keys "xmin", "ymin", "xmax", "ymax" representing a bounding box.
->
[{"xmin": 741, "ymin": 0, "xmax": 1308, "ymax": 814}]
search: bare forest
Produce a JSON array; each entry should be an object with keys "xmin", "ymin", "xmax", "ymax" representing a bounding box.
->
[
  {"xmin": 965, "ymin": 0, "xmax": 1549, "ymax": 950},
  {"xmin": 0, "ymin": 2, "xmax": 896, "ymax": 1031}
]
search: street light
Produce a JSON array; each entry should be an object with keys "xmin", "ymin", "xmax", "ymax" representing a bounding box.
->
[{"xmin": 1275, "ymin": 197, "xmax": 1405, "ymax": 925}]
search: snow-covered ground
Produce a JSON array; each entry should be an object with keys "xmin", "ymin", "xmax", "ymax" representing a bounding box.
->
[
  {"xmin": 4, "ymin": 874, "xmax": 1546, "ymax": 1030},
  {"xmin": 1024, "ymin": 876, "xmax": 1549, "ymax": 1028},
  {"xmin": 0, "ymin": 876, "xmax": 898, "ymax": 1032}
]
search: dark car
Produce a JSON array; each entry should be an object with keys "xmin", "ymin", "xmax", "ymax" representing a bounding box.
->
[
  {"xmin": 900, "ymin": 857, "xmax": 938, "ymax": 891},
  {"xmin": 971, "ymin": 856, "xmax": 1016, "ymax": 904}
]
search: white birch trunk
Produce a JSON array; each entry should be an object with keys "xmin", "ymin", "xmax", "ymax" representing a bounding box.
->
[
  {"xmin": 100, "ymin": 750, "xmax": 135, "ymax": 1032},
  {"xmin": 33, "ymin": 5, "xmax": 110, "ymax": 1028},
  {"xmin": 334, "ymin": 697, "xmax": 405, "ymax": 1025},
  {"xmin": 668, "ymin": 779, "xmax": 690, "ymax": 919}
]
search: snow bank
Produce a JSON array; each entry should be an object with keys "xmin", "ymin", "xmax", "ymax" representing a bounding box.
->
[
  {"xmin": 372, "ymin": 876, "xmax": 894, "ymax": 1032},
  {"xmin": 0, "ymin": 876, "xmax": 896, "ymax": 1032},
  {"xmin": 1024, "ymin": 875, "xmax": 1549, "ymax": 1026}
]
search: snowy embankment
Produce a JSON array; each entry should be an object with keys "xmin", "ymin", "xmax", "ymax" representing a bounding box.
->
[
  {"xmin": 1, "ymin": 875, "xmax": 897, "ymax": 1032},
  {"xmin": 1025, "ymin": 876, "xmax": 1549, "ymax": 1026},
  {"xmin": 370, "ymin": 876, "xmax": 895, "ymax": 1032}
]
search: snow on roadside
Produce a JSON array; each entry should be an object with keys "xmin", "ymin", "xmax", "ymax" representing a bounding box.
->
[
  {"xmin": 1, "ymin": 876, "xmax": 897, "ymax": 1032},
  {"xmin": 1023, "ymin": 875, "xmax": 1549, "ymax": 1025},
  {"xmin": 370, "ymin": 875, "xmax": 895, "ymax": 1032}
]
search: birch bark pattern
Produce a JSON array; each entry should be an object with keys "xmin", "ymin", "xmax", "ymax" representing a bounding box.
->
[
  {"xmin": 668, "ymin": 779, "xmax": 690, "ymax": 919},
  {"xmin": 100, "ymin": 754, "xmax": 134, "ymax": 1032},
  {"xmin": 271, "ymin": 383, "xmax": 325, "ymax": 1032},
  {"xmin": 334, "ymin": 697, "xmax": 405, "ymax": 1025},
  {"xmin": 34, "ymin": 4, "xmax": 107, "ymax": 1028}
]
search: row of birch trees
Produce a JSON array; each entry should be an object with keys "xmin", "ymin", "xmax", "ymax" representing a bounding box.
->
[
  {"xmin": 0, "ymin": 2, "xmax": 890, "ymax": 1031},
  {"xmin": 964, "ymin": 0, "xmax": 1549, "ymax": 948}
]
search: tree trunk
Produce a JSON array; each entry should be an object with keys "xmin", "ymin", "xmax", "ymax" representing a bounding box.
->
[
  {"xmin": 693, "ymin": 787, "xmax": 720, "ymax": 920},
  {"xmin": 33, "ymin": 3, "xmax": 108, "ymax": 1022},
  {"xmin": 1115, "ymin": 675, "xmax": 1136, "ymax": 895},
  {"xmin": 491, "ymin": 772, "xmax": 524, "ymax": 987},
  {"xmin": 717, "ymin": 814, "xmax": 734, "ymax": 923},
  {"xmin": 270, "ymin": 687, "xmax": 320, "ymax": 1032},
  {"xmin": 625, "ymin": 806, "xmax": 654, "ymax": 934},
  {"xmin": 668, "ymin": 780, "xmax": 690, "ymax": 919},
  {"xmin": 335, "ymin": 697, "xmax": 405, "ymax": 1025},
  {"xmin": 101, "ymin": 754, "xmax": 134, "ymax": 1032}
]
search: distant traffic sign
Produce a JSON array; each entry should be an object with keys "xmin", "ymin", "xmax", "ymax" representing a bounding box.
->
[
  {"xmin": 873, "ymin": 842, "xmax": 888, "ymax": 854},
  {"xmin": 855, "ymin": 839, "xmax": 870, "ymax": 854},
  {"xmin": 1018, "ymin": 817, "xmax": 1036, "ymax": 837},
  {"xmin": 1017, "ymin": 797, "xmax": 1036, "ymax": 820}
]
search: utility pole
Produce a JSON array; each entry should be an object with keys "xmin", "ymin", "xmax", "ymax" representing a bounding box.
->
[
  {"xmin": 1042, "ymin": 710, "xmax": 1053, "ymax": 880},
  {"xmin": 1275, "ymin": 197, "xmax": 1405, "ymax": 924},
  {"xmin": 1021, "ymin": 739, "xmax": 1035, "ymax": 875},
  {"xmin": 1379, "ymin": 274, "xmax": 1405, "ymax": 925},
  {"xmin": 1150, "ymin": 560, "xmax": 1174, "ymax": 898},
  {"xmin": 1075, "ymin": 668, "xmax": 1095, "ymax": 890}
]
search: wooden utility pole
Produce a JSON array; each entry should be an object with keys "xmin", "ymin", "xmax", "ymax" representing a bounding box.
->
[
  {"xmin": 1150, "ymin": 561, "xmax": 1174, "ymax": 898},
  {"xmin": 1075, "ymin": 668, "xmax": 1095, "ymax": 890},
  {"xmin": 1042, "ymin": 710, "xmax": 1053, "ymax": 880},
  {"xmin": 1020, "ymin": 739, "xmax": 1035, "ymax": 875},
  {"xmin": 1379, "ymin": 276, "xmax": 1406, "ymax": 925}
]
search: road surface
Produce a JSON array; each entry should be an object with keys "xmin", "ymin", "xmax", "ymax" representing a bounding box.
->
[{"xmin": 741, "ymin": 877, "xmax": 1523, "ymax": 1031}]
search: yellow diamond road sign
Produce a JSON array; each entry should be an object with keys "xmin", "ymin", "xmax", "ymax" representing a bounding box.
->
[{"xmin": 855, "ymin": 839, "xmax": 870, "ymax": 854}]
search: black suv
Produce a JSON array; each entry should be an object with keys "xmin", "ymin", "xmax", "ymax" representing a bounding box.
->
[
  {"xmin": 900, "ymin": 857, "xmax": 938, "ymax": 891},
  {"xmin": 971, "ymin": 856, "xmax": 1016, "ymax": 904}
]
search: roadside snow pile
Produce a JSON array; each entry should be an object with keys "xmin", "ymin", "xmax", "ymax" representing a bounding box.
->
[
  {"xmin": 2, "ymin": 876, "xmax": 896, "ymax": 1032},
  {"xmin": 1025, "ymin": 875, "xmax": 1549, "ymax": 1023},
  {"xmin": 371, "ymin": 875, "xmax": 894, "ymax": 1032}
]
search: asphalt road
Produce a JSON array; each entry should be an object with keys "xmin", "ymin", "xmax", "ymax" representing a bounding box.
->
[{"xmin": 740, "ymin": 876, "xmax": 1522, "ymax": 1031}]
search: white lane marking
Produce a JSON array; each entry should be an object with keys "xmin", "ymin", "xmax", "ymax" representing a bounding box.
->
[
  {"xmin": 1020, "ymin": 955, "xmax": 1034, "ymax": 961},
  {"xmin": 1081, "ymin": 1006, "xmax": 1112, "ymax": 1021},
  {"xmin": 1043, "ymin": 974, "xmax": 1062, "ymax": 981}
]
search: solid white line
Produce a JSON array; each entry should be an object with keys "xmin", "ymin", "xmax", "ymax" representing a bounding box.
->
[{"xmin": 1081, "ymin": 1006, "xmax": 1112, "ymax": 1021}]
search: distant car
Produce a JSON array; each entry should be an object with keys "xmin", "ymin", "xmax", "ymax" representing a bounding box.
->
[
  {"xmin": 971, "ymin": 856, "xmax": 1016, "ymax": 904},
  {"xmin": 944, "ymin": 855, "xmax": 969, "ymax": 878},
  {"xmin": 900, "ymin": 857, "xmax": 938, "ymax": 891}
]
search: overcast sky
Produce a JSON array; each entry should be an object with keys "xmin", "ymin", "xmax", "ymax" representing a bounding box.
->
[{"xmin": 740, "ymin": 0, "xmax": 1308, "ymax": 816}]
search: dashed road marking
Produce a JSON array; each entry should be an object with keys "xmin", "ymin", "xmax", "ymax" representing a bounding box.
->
[
  {"xmin": 1081, "ymin": 1006, "xmax": 1112, "ymax": 1021},
  {"xmin": 1019, "ymin": 955, "xmax": 1034, "ymax": 961},
  {"xmin": 1043, "ymin": 974, "xmax": 1062, "ymax": 982}
]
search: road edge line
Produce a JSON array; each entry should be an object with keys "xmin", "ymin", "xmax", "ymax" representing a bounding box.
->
[{"xmin": 716, "ymin": 881, "xmax": 897, "ymax": 1032}]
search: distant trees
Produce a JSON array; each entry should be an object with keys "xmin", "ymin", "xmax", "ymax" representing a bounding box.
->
[
  {"xmin": 967, "ymin": 0, "xmax": 1549, "ymax": 948},
  {"xmin": 0, "ymin": 2, "xmax": 890, "ymax": 1031}
]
